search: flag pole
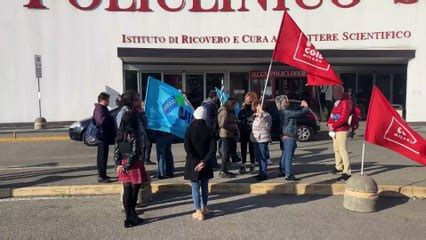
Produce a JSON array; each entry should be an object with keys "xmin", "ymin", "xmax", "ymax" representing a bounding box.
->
[
  {"xmin": 361, "ymin": 141, "xmax": 366, "ymax": 175},
  {"xmin": 317, "ymin": 87, "xmax": 322, "ymax": 112},
  {"xmin": 261, "ymin": 9, "xmax": 289, "ymax": 108},
  {"xmin": 261, "ymin": 58, "xmax": 274, "ymax": 108}
]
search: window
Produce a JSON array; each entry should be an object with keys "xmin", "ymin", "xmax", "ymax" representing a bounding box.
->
[
  {"xmin": 124, "ymin": 70, "xmax": 138, "ymax": 92},
  {"xmin": 230, "ymin": 72, "xmax": 249, "ymax": 103},
  {"xmin": 140, "ymin": 73, "xmax": 161, "ymax": 100},
  {"xmin": 376, "ymin": 74, "xmax": 392, "ymax": 101},
  {"xmin": 164, "ymin": 74, "xmax": 183, "ymax": 90},
  {"xmin": 393, "ymin": 73, "xmax": 406, "ymax": 106},
  {"xmin": 206, "ymin": 73, "xmax": 224, "ymax": 97}
]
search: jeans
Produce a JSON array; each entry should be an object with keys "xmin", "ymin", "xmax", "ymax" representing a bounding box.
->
[
  {"xmin": 265, "ymin": 143, "xmax": 271, "ymax": 160},
  {"xmin": 145, "ymin": 141, "xmax": 152, "ymax": 163},
  {"xmin": 156, "ymin": 135, "xmax": 174, "ymax": 177},
  {"xmin": 254, "ymin": 142, "xmax": 269, "ymax": 177},
  {"xmin": 280, "ymin": 138, "xmax": 297, "ymax": 177},
  {"xmin": 96, "ymin": 140, "xmax": 109, "ymax": 178},
  {"xmin": 191, "ymin": 180, "xmax": 209, "ymax": 210},
  {"xmin": 240, "ymin": 136, "xmax": 254, "ymax": 164},
  {"xmin": 221, "ymin": 138, "xmax": 239, "ymax": 172}
]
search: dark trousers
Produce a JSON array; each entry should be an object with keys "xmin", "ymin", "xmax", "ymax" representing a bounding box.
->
[
  {"xmin": 240, "ymin": 137, "xmax": 255, "ymax": 164},
  {"xmin": 156, "ymin": 135, "xmax": 174, "ymax": 177},
  {"xmin": 123, "ymin": 183, "xmax": 141, "ymax": 219},
  {"xmin": 221, "ymin": 138, "xmax": 238, "ymax": 172},
  {"xmin": 96, "ymin": 141, "xmax": 109, "ymax": 178},
  {"xmin": 145, "ymin": 141, "xmax": 153, "ymax": 163}
]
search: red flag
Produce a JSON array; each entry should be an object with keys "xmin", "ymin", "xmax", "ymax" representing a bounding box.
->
[
  {"xmin": 273, "ymin": 11, "xmax": 342, "ymax": 86},
  {"xmin": 365, "ymin": 86, "xmax": 426, "ymax": 165}
]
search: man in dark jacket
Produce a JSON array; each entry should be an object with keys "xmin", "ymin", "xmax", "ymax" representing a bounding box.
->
[
  {"xmin": 201, "ymin": 91, "xmax": 219, "ymax": 129},
  {"xmin": 184, "ymin": 106, "xmax": 217, "ymax": 220},
  {"xmin": 93, "ymin": 92, "xmax": 116, "ymax": 183}
]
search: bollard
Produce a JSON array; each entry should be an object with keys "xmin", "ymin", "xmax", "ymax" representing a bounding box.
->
[
  {"xmin": 34, "ymin": 117, "xmax": 47, "ymax": 130},
  {"xmin": 343, "ymin": 175, "xmax": 378, "ymax": 213}
]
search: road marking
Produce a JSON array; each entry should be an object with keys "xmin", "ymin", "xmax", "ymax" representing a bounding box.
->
[
  {"xmin": 0, "ymin": 136, "xmax": 70, "ymax": 143},
  {"xmin": 3, "ymin": 183, "xmax": 425, "ymax": 199}
]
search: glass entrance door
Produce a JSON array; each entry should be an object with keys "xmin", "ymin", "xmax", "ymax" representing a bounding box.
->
[
  {"xmin": 206, "ymin": 73, "xmax": 224, "ymax": 97},
  {"xmin": 186, "ymin": 74, "xmax": 205, "ymax": 107}
]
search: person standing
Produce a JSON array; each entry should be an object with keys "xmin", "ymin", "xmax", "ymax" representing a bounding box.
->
[
  {"xmin": 184, "ymin": 106, "xmax": 217, "ymax": 221},
  {"xmin": 250, "ymin": 103, "xmax": 272, "ymax": 181},
  {"xmin": 328, "ymin": 85, "xmax": 352, "ymax": 181},
  {"xmin": 201, "ymin": 91, "xmax": 219, "ymax": 168},
  {"xmin": 155, "ymin": 130, "xmax": 175, "ymax": 179},
  {"xmin": 275, "ymin": 96, "xmax": 310, "ymax": 181},
  {"xmin": 217, "ymin": 98, "xmax": 240, "ymax": 178},
  {"xmin": 201, "ymin": 91, "xmax": 219, "ymax": 129},
  {"xmin": 238, "ymin": 92, "xmax": 257, "ymax": 174},
  {"xmin": 93, "ymin": 92, "xmax": 116, "ymax": 183},
  {"xmin": 114, "ymin": 111, "xmax": 148, "ymax": 228}
]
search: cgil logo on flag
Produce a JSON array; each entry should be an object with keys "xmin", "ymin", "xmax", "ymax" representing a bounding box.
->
[
  {"xmin": 364, "ymin": 86, "xmax": 426, "ymax": 165},
  {"xmin": 272, "ymin": 11, "xmax": 342, "ymax": 86},
  {"xmin": 384, "ymin": 117, "xmax": 419, "ymax": 154},
  {"xmin": 294, "ymin": 38, "xmax": 329, "ymax": 71}
]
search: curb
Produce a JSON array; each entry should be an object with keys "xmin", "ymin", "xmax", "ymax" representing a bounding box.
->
[
  {"xmin": 0, "ymin": 136, "xmax": 69, "ymax": 143},
  {"xmin": 1, "ymin": 183, "xmax": 425, "ymax": 199}
]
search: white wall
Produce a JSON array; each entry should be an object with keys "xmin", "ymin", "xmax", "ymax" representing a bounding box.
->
[
  {"xmin": 406, "ymin": 0, "xmax": 426, "ymax": 122},
  {"xmin": 0, "ymin": 0, "xmax": 424, "ymax": 122}
]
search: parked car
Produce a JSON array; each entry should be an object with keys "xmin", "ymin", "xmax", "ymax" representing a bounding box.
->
[
  {"xmin": 69, "ymin": 107, "xmax": 184, "ymax": 146},
  {"xmin": 69, "ymin": 107, "xmax": 121, "ymax": 146},
  {"xmin": 264, "ymin": 99, "xmax": 320, "ymax": 142}
]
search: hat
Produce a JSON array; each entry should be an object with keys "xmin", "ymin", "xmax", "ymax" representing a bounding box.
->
[{"xmin": 193, "ymin": 106, "xmax": 207, "ymax": 120}]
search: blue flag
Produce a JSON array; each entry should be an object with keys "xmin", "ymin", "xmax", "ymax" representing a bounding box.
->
[
  {"xmin": 145, "ymin": 77, "xmax": 194, "ymax": 139},
  {"xmin": 215, "ymin": 87, "xmax": 241, "ymax": 116}
]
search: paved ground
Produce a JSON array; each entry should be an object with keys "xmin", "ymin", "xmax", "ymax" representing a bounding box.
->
[
  {"xmin": 0, "ymin": 194, "xmax": 424, "ymax": 240},
  {"xmin": 0, "ymin": 123, "xmax": 425, "ymax": 190}
]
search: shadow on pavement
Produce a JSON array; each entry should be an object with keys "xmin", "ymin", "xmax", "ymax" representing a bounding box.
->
[
  {"xmin": 0, "ymin": 165, "xmax": 101, "ymax": 188},
  {"xmin": 377, "ymin": 193, "xmax": 410, "ymax": 212}
]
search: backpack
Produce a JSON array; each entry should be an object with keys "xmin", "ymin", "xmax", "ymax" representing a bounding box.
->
[
  {"xmin": 84, "ymin": 118, "xmax": 103, "ymax": 145},
  {"xmin": 350, "ymin": 105, "xmax": 362, "ymax": 130},
  {"xmin": 348, "ymin": 105, "xmax": 362, "ymax": 138}
]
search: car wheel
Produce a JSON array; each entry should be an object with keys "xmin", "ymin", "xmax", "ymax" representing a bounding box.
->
[
  {"xmin": 297, "ymin": 125, "xmax": 312, "ymax": 142},
  {"xmin": 82, "ymin": 131, "xmax": 98, "ymax": 147}
]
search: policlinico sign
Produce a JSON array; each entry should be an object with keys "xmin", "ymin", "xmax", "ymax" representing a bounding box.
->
[{"xmin": 23, "ymin": 0, "xmax": 418, "ymax": 12}]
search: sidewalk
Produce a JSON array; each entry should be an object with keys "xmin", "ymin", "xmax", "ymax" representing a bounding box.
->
[{"xmin": 1, "ymin": 123, "xmax": 425, "ymax": 199}]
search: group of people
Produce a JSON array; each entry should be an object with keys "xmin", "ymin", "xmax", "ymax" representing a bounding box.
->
[
  {"xmin": 91, "ymin": 84, "xmax": 354, "ymax": 227},
  {"xmin": 185, "ymin": 84, "xmax": 353, "ymax": 221},
  {"xmin": 197, "ymin": 91, "xmax": 308, "ymax": 182},
  {"xmin": 93, "ymin": 91, "xmax": 174, "ymax": 183}
]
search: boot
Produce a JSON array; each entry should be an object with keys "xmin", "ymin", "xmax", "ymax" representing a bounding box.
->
[
  {"xmin": 124, "ymin": 217, "xmax": 139, "ymax": 228},
  {"xmin": 239, "ymin": 165, "xmax": 247, "ymax": 174},
  {"xmin": 201, "ymin": 207, "xmax": 210, "ymax": 215},
  {"xmin": 192, "ymin": 210, "xmax": 205, "ymax": 221},
  {"xmin": 249, "ymin": 164, "xmax": 255, "ymax": 174}
]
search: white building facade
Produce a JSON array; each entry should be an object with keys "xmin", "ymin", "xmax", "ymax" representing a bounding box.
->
[{"xmin": 0, "ymin": 0, "xmax": 425, "ymax": 123}]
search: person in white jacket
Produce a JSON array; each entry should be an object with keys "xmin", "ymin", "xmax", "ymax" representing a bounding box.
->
[{"xmin": 250, "ymin": 103, "xmax": 272, "ymax": 181}]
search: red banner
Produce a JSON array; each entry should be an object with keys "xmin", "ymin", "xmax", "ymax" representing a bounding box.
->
[
  {"xmin": 272, "ymin": 11, "xmax": 342, "ymax": 86},
  {"xmin": 365, "ymin": 86, "xmax": 426, "ymax": 165}
]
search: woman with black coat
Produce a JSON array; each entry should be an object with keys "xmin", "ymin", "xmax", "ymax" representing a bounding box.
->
[
  {"xmin": 184, "ymin": 106, "xmax": 217, "ymax": 221},
  {"xmin": 114, "ymin": 111, "xmax": 149, "ymax": 228}
]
